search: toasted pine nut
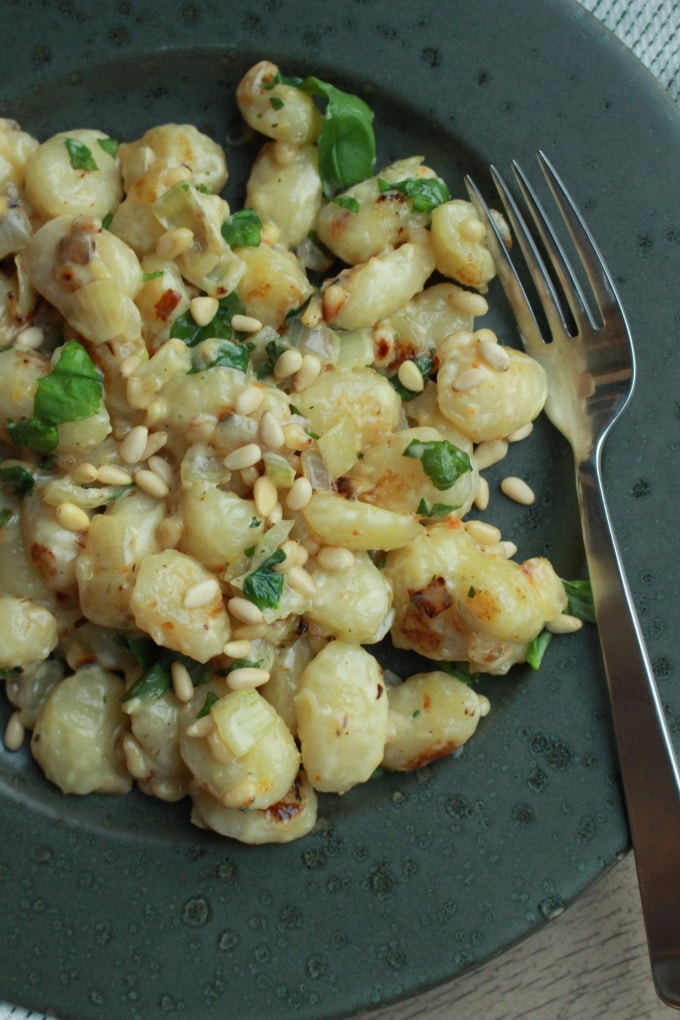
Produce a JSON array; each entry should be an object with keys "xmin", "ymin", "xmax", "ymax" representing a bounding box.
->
[
  {"xmin": 120, "ymin": 352, "xmax": 144, "ymax": 378},
  {"xmin": 323, "ymin": 283, "xmax": 348, "ymax": 320},
  {"xmin": 122, "ymin": 734, "xmax": 151, "ymax": 780},
  {"xmin": 120, "ymin": 425, "xmax": 149, "ymax": 465},
  {"xmin": 223, "ymin": 443, "xmax": 262, "ymax": 471},
  {"xmin": 185, "ymin": 715, "xmax": 215, "ymax": 738},
  {"xmin": 135, "ymin": 468, "xmax": 169, "ymax": 499},
  {"xmin": 97, "ymin": 464, "xmax": 133, "ymax": 486},
  {"xmin": 474, "ymin": 475, "xmax": 490, "ymax": 511},
  {"xmin": 147, "ymin": 455, "xmax": 174, "ymax": 486},
  {"xmin": 286, "ymin": 476, "xmax": 313, "ymax": 511},
  {"xmin": 286, "ymin": 565, "xmax": 316, "ymax": 597},
  {"xmin": 274, "ymin": 348, "xmax": 304, "ymax": 380},
  {"xmin": 143, "ymin": 430, "xmax": 168, "ymax": 459},
  {"xmin": 459, "ymin": 216, "xmax": 486, "ymax": 242},
  {"xmin": 465, "ymin": 520, "xmax": 502, "ymax": 546},
  {"xmin": 226, "ymin": 667, "xmax": 271, "ymax": 691},
  {"xmin": 71, "ymin": 462, "xmax": 99, "ymax": 485},
  {"xmin": 453, "ymin": 366, "xmax": 487, "ymax": 391},
  {"xmin": 232, "ymin": 623, "xmax": 268, "ymax": 641},
  {"xmin": 183, "ymin": 578, "xmax": 220, "ymax": 609},
  {"xmin": 253, "ymin": 475, "xmax": 278, "ymax": 518},
  {"xmin": 171, "ymin": 661, "xmax": 195, "ymax": 702},
  {"xmin": 447, "ymin": 288, "xmax": 489, "ymax": 317},
  {"xmin": 4, "ymin": 711, "xmax": 25, "ymax": 751},
  {"xmin": 397, "ymin": 359, "xmax": 425, "ymax": 394},
  {"xmin": 235, "ymin": 385, "xmax": 264, "ymax": 416},
  {"xmin": 228, "ymin": 597, "xmax": 264, "ymax": 625},
  {"xmin": 223, "ymin": 639, "xmax": 253, "ymax": 659},
  {"xmin": 156, "ymin": 515, "xmax": 183, "ymax": 549},
  {"xmin": 293, "ymin": 353, "xmax": 322, "ymax": 391},
  {"xmin": 16, "ymin": 326, "xmax": 44, "ymax": 349},
  {"xmin": 499, "ymin": 540, "xmax": 518, "ymax": 559},
  {"xmin": 316, "ymin": 546, "xmax": 355, "ymax": 572},
  {"xmin": 190, "ymin": 295, "xmax": 219, "ymax": 326},
  {"xmin": 283, "ymin": 423, "xmax": 313, "ymax": 451},
  {"xmin": 259, "ymin": 411, "xmax": 285, "ymax": 449},
  {"xmin": 500, "ymin": 476, "xmax": 536, "ymax": 505},
  {"xmin": 55, "ymin": 501, "xmax": 90, "ymax": 532},
  {"xmin": 155, "ymin": 227, "xmax": 194, "ymax": 259},
  {"xmin": 546, "ymin": 614, "xmax": 584, "ymax": 634},
  {"xmin": 231, "ymin": 313, "xmax": 263, "ymax": 333},
  {"xmin": 507, "ymin": 422, "xmax": 534, "ymax": 443},
  {"xmin": 474, "ymin": 439, "xmax": 508, "ymax": 471},
  {"xmin": 477, "ymin": 337, "xmax": 510, "ymax": 371}
]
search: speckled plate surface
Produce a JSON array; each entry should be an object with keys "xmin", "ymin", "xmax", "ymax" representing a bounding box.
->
[{"xmin": 1, "ymin": 2, "xmax": 679, "ymax": 1018}]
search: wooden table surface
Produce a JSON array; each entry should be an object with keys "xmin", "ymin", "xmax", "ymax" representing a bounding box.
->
[{"xmin": 361, "ymin": 851, "xmax": 676, "ymax": 1019}]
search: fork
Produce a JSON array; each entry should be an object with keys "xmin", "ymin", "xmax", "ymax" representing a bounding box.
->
[{"xmin": 465, "ymin": 152, "xmax": 680, "ymax": 1009}]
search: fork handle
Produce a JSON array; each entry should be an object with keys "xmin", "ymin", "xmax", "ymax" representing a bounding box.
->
[{"xmin": 577, "ymin": 455, "xmax": 680, "ymax": 1008}]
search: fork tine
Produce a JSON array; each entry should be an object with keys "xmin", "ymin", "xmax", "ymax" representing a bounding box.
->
[
  {"xmin": 534, "ymin": 151, "xmax": 624, "ymax": 328},
  {"xmin": 488, "ymin": 164, "xmax": 575, "ymax": 341},
  {"xmin": 509, "ymin": 158, "xmax": 596, "ymax": 333},
  {"xmin": 464, "ymin": 173, "xmax": 544, "ymax": 350}
]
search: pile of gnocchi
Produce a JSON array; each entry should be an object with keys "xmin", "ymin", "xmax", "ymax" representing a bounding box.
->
[{"xmin": 0, "ymin": 61, "xmax": 584, "ymax": 844}]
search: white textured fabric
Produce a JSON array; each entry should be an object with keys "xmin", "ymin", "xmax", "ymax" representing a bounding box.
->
[
  {"xmin": 0, "ymin": 3, "xmax": 676, "ymax": 1020},
  {"xmin": 580, "ymin": 0, "xmax": 680, "ymax": 99}
]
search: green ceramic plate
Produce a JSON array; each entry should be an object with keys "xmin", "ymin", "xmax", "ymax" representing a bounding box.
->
[{"xmin": 1, "ymin": 1, "xmax": 679, "ymax": 1017}]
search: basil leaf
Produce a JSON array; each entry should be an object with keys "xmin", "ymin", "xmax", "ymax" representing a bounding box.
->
[
  {"xmin": 64, "ymin": 138, "xmax": 99, "ymax": 172},
  {"xmin": 439, "ymin": 661, "xmax": 480, "ymax": 685},
  {"xmin": 390, "ymin": 352, "xmax": 435, "ymax": 401},
  {"xmin": 114, "ymin": 633, "xmax": 157, "ymax": 669},
  {"xmin": 0, "ymin": 465, "xmax": 35, "ymax": 495},
  {"xmin": 220, "ymin": 657, "xmax": 264, "ymax": 675},
  {"xmin": 171, "ymin": 292, "xmax": 246, "ymax": 348},
  {"xmin": 221, "ymin": 209, "xmax": 262, "ymax": 248},
  {"xmin": 526, "ymin": 629, "xmax": 553, "ymax": 671},
  {"xmin": 34, "ymin": 340, "xmax": 102, "ymax": 424},
  {"xmin": 96, "ymin": 137, "xmax": 119, "ymax": 158},
  {"xmin": 101, "ymin": 211, "xmax": 113, "ymax": 230},
  {"xmin": 377, "ymin": 175, "xmax": 450, "ymax": 213},
  {"xmin": 276, "ymin": 73, "xmax": 376, "ymax": 197},
  {"xmin": 120, "ymin": 661, "xmax": 171, "ymax": 703},
  {"xmin": 197, "ymin": 690, "xmax": 220, "ymax": 719},
  {"xmin": 403, "ymin": 438, "xmax": 472, "ymax": 490},
  {"xmin": 6, "ymin": 417, "xmax": 59, "ymax": 454},
  {"xmin": 416, "ymin": 498, "xmax": 456, "ymax": 518},
  {"xmin": 193, "ymin": 338, "xmax": 249, "ymax": 374},
  {"xmin": 256, "ymin": 338, "xmax": 287, "ymax": 379},
  {"xmin": 561, "ymin": 578, "xmax": 595, "ymax": 624},
  {"xmin": 334, "ymin": 195, "xmax": 360, "ymax": 213},
  {"xmin": 143, "ymin": 270, "xmax": 165, "ymax": 281},
  {"xmin": 242, "ymin": 549, "xmax": 286, "ymax": 609},
  {"xmin": 0, "ymin": 508, "xmax": 12, "ymax": 529}
]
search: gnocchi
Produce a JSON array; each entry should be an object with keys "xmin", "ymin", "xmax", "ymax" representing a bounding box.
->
[{"xmin": 0, "ymin": 63, "xmax": 587, "ymax": 847}]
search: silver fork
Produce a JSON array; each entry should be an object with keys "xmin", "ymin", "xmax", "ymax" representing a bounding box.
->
[{"xmin": 466, "ymin": 152, "xmax": 680, "ymax": 1009}]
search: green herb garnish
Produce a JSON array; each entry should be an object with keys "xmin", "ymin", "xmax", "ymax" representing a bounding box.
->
[
  {"xmin": 96, "ymin": 137, "xmax": 119, "ymax": 158},
  {"xmin": 390, "ymin": 352, "xmax": 435, "ymax": 401},
  {"xmin": 377, "ymin": 175, "xmax": 450, "ymax": 213},
  {"xmin": 334, "ymin": 195, "xmax": 360, "ymax": 213},
  {"xmin": 561, "ymin": 578, "xmax": 595, "ymax": 624},
  {"xmin": 34, "ymin": 340, "xmax": 103, "ymax": 425},
  {"xmin": 416, "ymin": 498, "xmax": 455, "ymax": 518},
  {"xmin": 64, "ymin": 138, "xmax": 98, "ymax": 172},
  {"xmin": 221, "ymin": 209, "xmax": 262, "ymax": 248},
  {"xmin": 191, "ymin": 339, "xmax": 249, "ymax": 374},
  {"xmin": 0, "ymin": 508, "xmax": 12, "ymax": 529},
  {"xmin": 197, "ymin": 690, "xmax": 220, "ymax": 719},
  {"xmin": 526, "ymin": 630, "xmax": 553, "ymax": 671},
  {"xmin": 171, "ymin": 292, "xmax": 246, "ymax": 348},
  {"xmin": 242, "ymin": 549, "xmax": 286, "ymax": 609},
  {"xmin": 0, "ymin": 465, "xmax": 35, "ymax": 495},
  {"xmin": 403, "ymin": 438, "xmax": 472, "ymax": 490}
]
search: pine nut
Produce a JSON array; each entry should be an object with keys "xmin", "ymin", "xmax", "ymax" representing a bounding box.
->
[
  {"xmin": 143, "ymin": 430, "xmax": 168, "ymax": 459},
  {"xmin": 147, "ymin": 455, "xmax": 174, "ymax": 486},
  {"xmin": 55, "ymin": 501, "xmax": 90, "ymax": 532},
  {"xmin": 439, "ymin": 330, "xmax": 474, "ymax": 360},
  {"xmin": 156, "ymin": 515, "xmax": 183, "ymax": 549},
  {"xmin": 267, "ymin": 501, "xmax": 283, "ymax": 525},
  {"xmin": 478, "ymin": 337, "xmax": 510, "ymax": 371},
  {"xmin": 453, "ymin": 366, "xmax": 487, "ymax": 391},
  {"xmin": 546, "ymin": 614, "xmax": 584, "ymax": 635},
  {"xmin": 447, "ymin": 289, "xmax": 489, "ymax": 317},
  {"xmin": 145, "ymin": 398, "xmax": 167, "ymax": 426},
  {"xmin": 286, "ymin": 565, "xmax": 316, "ymax": 597},
  {"xmin": 474, "ymin": 439, "xmax": 508, "ymax": 470},
  {"xmin": 120, "ymin": 425, "xmax": 149, "ymax": 465},
  {"xmin": 120, "ymin": 352, "xmax": 144, "ymax": 378},
  {"xmin": 372, "ymin": 322, "xmax": 395, "ymax": 368},
  {"xmin": 274, "ymin": 348, "xmax": 303, "ymax": 380},
  {"xmin": 223, "ymin": 443, "xmax": 262, "ymax": 471},
  {"xmin": 465, "ymin": 520, "xmax": 502, "ymax": 546},
  {"xmin": 171, "ymin": 661, "xmax": 195, "ymax": 702},
  {"xmin": 507, "ymin": 422, "xmax": 534, "ymax": 443},
  {"xmin": 260, "ymin": 221, "xmax": 281, "ymax": 245},
  {"xmin": 259, "ymin": 411, "xmax": 285, "ymax": 449},
  {"xmin": 499, "ymin": 540, "xmax": 518, "ymax": 559},
  {"xmin": 135, "ymin": 468, "xmax": 169, "ymax": 499},
  {"xmin": 231, "ymin": 313, "xmax": 263, "ymax": 333},
  {"xmin": 474, "ymin": 475, "xmax": 490, "ymax": 511},
  {"xmin": 286, "ymin": 476, "xmax": 312, "ymax": 511},
  {"xmin": 72, "ymin": 462, "xmax": 99, "ymax": 485},
  {"xmin": 253, "ymin": 475, "xmax": 278, "ymax": 518},
  {"xmin": 4, "ymin": 711, "xmax": 25, "ymax": 751},
  {"xmin": 397, "ymin": 359, "xmax": 425, "ymax": 393},
  {"xmin": 97, "ymin": 464, "xmax": 133, "ymax": 486},
  {"xmin": 235, "ymin": 385, "xmax": 264, "ymax": 416},
  {"xmin": 293, "ymin": 353, "xmax": 322, "ymax": 391},
  {"xmin": 223, "ymin": 639, "xmax": 253, "ymax": 658},
  {"xmin": 316, "ymin": 545, "xmax": 355, "ymax": 572},
  {"xmin": 183, "ymin": 578, "xmax": 220, "ymax": 609},
  {"xmin": 500, "ymin": 476, "xmax": 536, "ymax": 505},
  {"xmin": 122, "ymin": 734, "xmax": 151, "ymax": 779},
  {"xmin": 155, "ymin": 227, "xmax": 194, "ymax": 259},
  {"xmin": 323, "ymin": 283, "xmax": 348, "ymax": 320},
  {"xmin": 190, "ymin": 295, "xmax": 219, "ymax": 326},
  {"xmin": 226, "ymin": 667, "xmax": 271, "ymax": 691},
  {"xmin": 300, "ymin": 294, "xmax": 323, "ymax": 328},
  {"xmin": 185, "ymin": 715, "xmax": 215, "ymax": 738},
  {"xmin": 283, "ymin": 423, "xmax": 313, "ymax": 451},
  {"xmin": 228, "ymin": 597, "xmax": 264, "ymax": 625},
  {"xmin": 15, "ymin": 326, "xmax": 44, "ymax": 349},
  {"xmin": 280, "ymin": 539, "xmax": 307, "ymax": 567}
]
